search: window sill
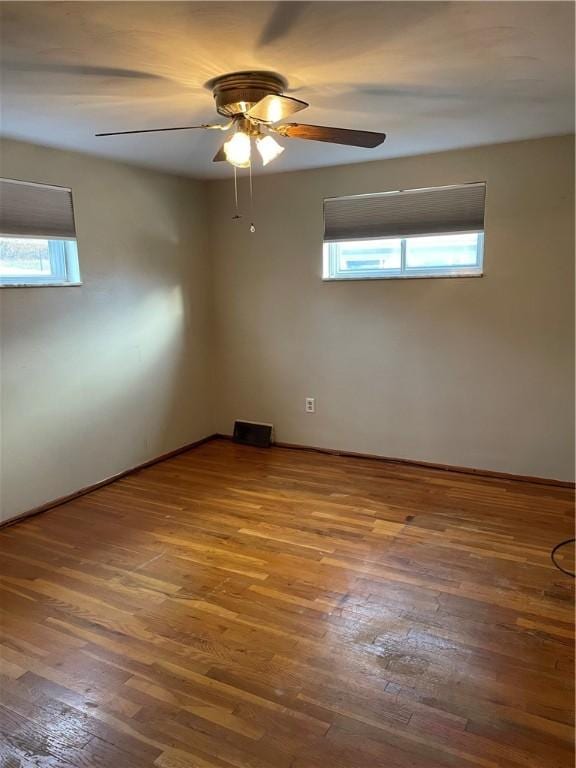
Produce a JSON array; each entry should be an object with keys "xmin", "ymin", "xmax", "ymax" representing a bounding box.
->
[
  {"xmin": 323, "ymin": 272, "xmax": 483, "ymax": 282},
  {"xmin": 0, "ymin": 282, "xmax": 83, "ymax": 289}
]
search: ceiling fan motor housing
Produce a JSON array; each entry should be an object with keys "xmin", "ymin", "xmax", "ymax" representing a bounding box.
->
[{"xmin": 206, "ymin": 71, "xmax": 288, "ymax": 117}]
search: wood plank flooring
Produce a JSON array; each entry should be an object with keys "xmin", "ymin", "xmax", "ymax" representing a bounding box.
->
[{"xmin": 0, "ymin": 438, "xmax": 574, "ymax": 768}]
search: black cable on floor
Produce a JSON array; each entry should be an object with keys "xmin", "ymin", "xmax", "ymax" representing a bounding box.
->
[{"xmin": 550, "ymin": 538, "xmax": 575, "ymax": 578}]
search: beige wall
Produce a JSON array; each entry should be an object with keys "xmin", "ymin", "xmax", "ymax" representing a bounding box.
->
[
  {"xmin": 0, "ymin": 138, "xmax": 213, "ymax": 522},
  {"xmin": 208, "ymin": 135, "xmax": 575, "ymax": 482}
]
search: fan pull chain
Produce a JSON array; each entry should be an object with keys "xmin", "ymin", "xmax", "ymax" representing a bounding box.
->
[
  {"xmin": 249, "ymin": 161, "xmax": 255, "ymax": 233},
  {"xmin": 232, "ymin": 166, "xmax": 241, "ymax": 220}
]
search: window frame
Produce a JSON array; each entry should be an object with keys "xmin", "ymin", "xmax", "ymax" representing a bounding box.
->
[
  {"xmin": 323, "ymin": 230, "xmax": 485, "ymax": 281},
  {"xmin": 0, "ymin": 236, "xmax": 81, "ymax": 288}
]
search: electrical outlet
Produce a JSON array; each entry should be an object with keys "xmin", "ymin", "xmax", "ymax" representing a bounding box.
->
[{"xmin": 305, "ymin": 397, "xmax": 315, "ymax": 413}]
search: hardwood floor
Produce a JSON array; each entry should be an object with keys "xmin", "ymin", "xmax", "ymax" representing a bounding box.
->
[{"xmin": 0, "ymin": 438, "xmax": 574, "ymax": 768}]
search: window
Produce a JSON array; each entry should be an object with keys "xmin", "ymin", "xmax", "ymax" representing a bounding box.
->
[
  {"xmin": 325, "ymin": 232, "xmax": 484, "ymax": 279},
  {"xmin": 0, "ymin": 178, "xmax": 81, "ymax": 287},
  {"xmin": 323, "ymin": 183, "xmax": 486, "ymax": 280},
  {"xmin": 0, "ymin": 237, "xmax": 80, "ymax": 286}
]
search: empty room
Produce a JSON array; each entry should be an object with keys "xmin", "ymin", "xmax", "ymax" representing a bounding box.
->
[{"xmin": 0, "ymin": 2, "xmax": 575, "ymax": 767}]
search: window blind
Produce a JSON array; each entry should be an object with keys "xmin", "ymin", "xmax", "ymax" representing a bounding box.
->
[
  {"xmin": 0, "ymin": 178, "xmax": 76, "ymax": 239},
  {"xmin": 324, "ymin": 182, "xmax": 486, "ymax": 243}
]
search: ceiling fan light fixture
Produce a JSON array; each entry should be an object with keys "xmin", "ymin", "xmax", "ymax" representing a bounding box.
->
[
  {"xmin": 224, "ymin": 130, "xmax": 251, "ymax": 168},
  {"xmin": 95, "ymin": 71, "xmax": 387, "ymax": 168},
  {"xmin": 256, "ymin": 135, "xmax": 284, "ymax": 166}
]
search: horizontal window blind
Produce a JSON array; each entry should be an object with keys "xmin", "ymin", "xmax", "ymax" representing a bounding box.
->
[
  {"xmin": 0, "ymin": 178, "xmax": 76, "ymax": 239},
  {"xmin": 324, "ymin": 182, "xmax": 486, "ymax": 242}
]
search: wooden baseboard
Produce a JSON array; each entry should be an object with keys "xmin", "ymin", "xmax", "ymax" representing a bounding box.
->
[
  {"xmin": 216, "ymin": 433, "xmax": 575, "ymax": 489},
  {"xmin": 0, "ymin": 434, "xmax": 219, "ymax": 530}
]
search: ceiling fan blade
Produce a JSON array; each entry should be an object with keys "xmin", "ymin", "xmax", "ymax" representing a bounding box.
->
[
  {"xmin": 213, "ymin": 143, "xmax": 227, "ymax": 162},
  {"xmin": 247, "ymin": 94, "xmax": 308, "ymax": 124},
  {"xmin": 273, "ymin": 123, "xmax": 386, "ymax": 148},
  {"xmin": 95, "ymin": 123, "xmax": 227, "ymax": 137}
]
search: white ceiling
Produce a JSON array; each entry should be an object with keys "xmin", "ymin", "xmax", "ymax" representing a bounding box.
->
[{"xmin": 1, "ymin": 1, "xmax": 574, "ymax": 179}]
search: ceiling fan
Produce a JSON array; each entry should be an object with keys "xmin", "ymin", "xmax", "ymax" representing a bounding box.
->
[{"xmin": 96, "ymin": 71, "xmax": 386, "ymax": 169}]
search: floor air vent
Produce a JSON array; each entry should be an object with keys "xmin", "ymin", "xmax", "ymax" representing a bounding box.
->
[{"xmin": 233, "ymin": 420, "xmax": 273, "ymax": 448}]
